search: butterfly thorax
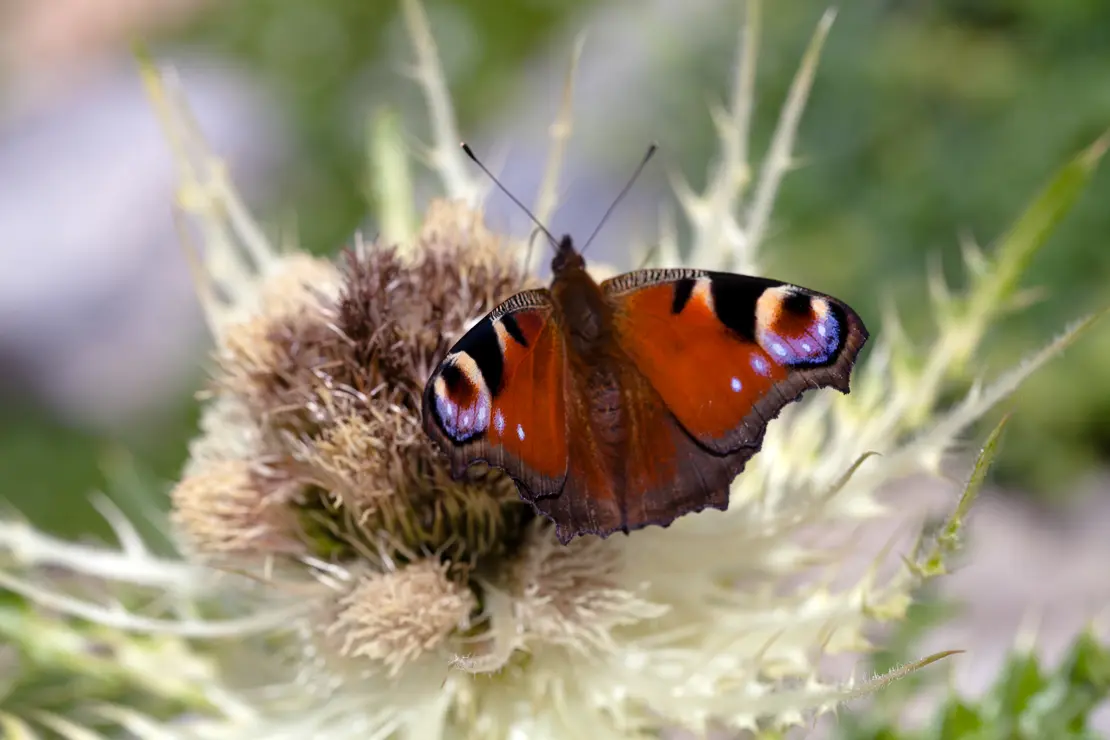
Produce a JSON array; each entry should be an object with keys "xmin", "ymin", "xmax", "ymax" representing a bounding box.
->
[
  {"xmin": 548, "ymin": 236, "xmax": 613, "ymax": 353},
  {"xmin": 548, "ymin": 247, "xmax": 634, "ymax": 492},
  {"xmin": 551, "ymin": 269, "xmax": 611, "ymax": 353}
]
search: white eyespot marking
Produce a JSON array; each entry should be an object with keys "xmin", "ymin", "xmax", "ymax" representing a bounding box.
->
[
  {"xmin": 494, "ymin": 409, "xmax": 505, "ymax": 435},
  {"xmin": 445, "ymin": 351, "xmax": 488, "ymax": 393},
  {"xmin": 730, "ymin": 377, "xmax": 743, "ymax": 392},
  {"xmin": 432, "ymin": 352, "xmax": 492, "ymax": 442},
  {"xmin": 751, "ymin": 355, "xmax": 771, "ymax": 376},
  {"xmin": 754, "ymin": 285, "xmax": 792, "ymax": 335},
  {"xmin": 753, "ymin": 286, "xmax": 842, "ymax": 366},
  {"xmin": 516, "ymin": 424, "xmax": 526, "ymax": 441},
  {"xmin": 811, "ymin": 296, "xmax": 831, "ymax": 319},
  {"xmin": 691, "ymin": 276, "xmax": 716, "ymax": 313},
  {"xmin": 492, "ymin": 320, "xmax": 515, "ymax": 353}
]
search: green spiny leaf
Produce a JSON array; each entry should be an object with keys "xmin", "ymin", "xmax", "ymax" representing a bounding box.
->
[
  {"xmin": 1018, "ymin": 631, "xmax": 1110, "ymax": 736},
  {"xmin": 915, "ymin": 415, "xmax": 1009, "ymax": 578},
  {"xmin": 931, "ymin": 699, "xmax": 984, "ymax": 739},
  {"xmin": 982, "ymin": 651, "xmax": 1044, "ymax": 727},
  {"xmin": 970, "ymin": 131, "xmax": 1110, "ymax": 320},
  {"xmin": 832, "ymin": 631, "xmax": 1110, "ymax": 739}
]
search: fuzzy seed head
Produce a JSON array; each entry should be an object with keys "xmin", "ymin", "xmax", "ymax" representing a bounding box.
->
[
  {"xmin": 254, "ymin": 253, "xmax": 345, "ymax": 318},
  {"xmin": 170, "ymin": 459, "xmax": 304, "ymax": 559},
  {"xmin": 506, "ymin": 522, "xmax": 668, "ymax": 655},
  {"xmin": 188, "ymin": 200, "xmax": 540, "ymax": 568},
  {"xmin": 324, "ymin": 559, "xmax": 478, "ymax": 677}
]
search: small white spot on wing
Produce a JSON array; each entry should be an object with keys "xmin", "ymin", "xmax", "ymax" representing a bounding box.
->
[
  {"xmin": 730, "ymin": 377, "xmax": 742, "ymax": 392},
  {"xmin": 517, "ymin": 424, "xmax": 525, "ymax": 441}
]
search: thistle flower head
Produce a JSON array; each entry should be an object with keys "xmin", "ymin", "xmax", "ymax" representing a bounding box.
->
[{"xmin": 0, "ymin": 2, "xmax": 1104, "ymax": 738}]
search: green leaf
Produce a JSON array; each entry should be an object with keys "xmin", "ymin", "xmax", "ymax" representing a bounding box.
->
[
  {"xmin": 970, "ymin": 131, "xmax": 1110, "ymax": 319},
  {"xmin": 0, "ymin": 712, "xmax": 40, "ymax": 740},
  {"xmin": 1062, "ymin": 631, "xmax": 1110, "ymax": 693},
  {"xmin": 832, "ymin": 632, "xmax": 1110, "ymax": 740},
  {"xmin": 980, "ymin": 651, "xmax": 1044, "ymax": 729},
  {"xmin": 366, "ymin": 106, "xmax": 416, "ymax": 247},
  {"xmin": 914, "ymin": 415, "xmax": 1009, "ymax": 578},
  {"xmin": 1018, "ymin": 631, "xmax": 1110, "ymax": 737},
  {"xmin": 931, "ymin": 699, "xmax": 984, "ymax": 739}
]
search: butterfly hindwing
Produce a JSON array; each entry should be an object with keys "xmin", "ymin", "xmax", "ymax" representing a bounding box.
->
[
  {"xmin": 422, "ymin": 289, "xmax": 568, "ymax": 499},
  {"xmin": 531, "ymin": 363, "xmax": 743, "ymax": 544},
  {"xmin": 604, "ymin": 269, "xmax": 868, "ymax": 455}
]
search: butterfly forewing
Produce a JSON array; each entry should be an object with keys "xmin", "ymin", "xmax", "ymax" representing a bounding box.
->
[
  {"xmin": 422, "ymin": 289, "xmax": 569, "ymax": 498},
  {"xmin": 603, "ymin": 269, "xmax": 868, "ymax": 455}
]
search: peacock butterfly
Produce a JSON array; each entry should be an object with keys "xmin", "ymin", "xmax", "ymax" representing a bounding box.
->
[{"xmin": 422, "ymin": 144, "xmax": 869, "ymax": 545}]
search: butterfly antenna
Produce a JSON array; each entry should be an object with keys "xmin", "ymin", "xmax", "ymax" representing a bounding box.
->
[
  {"xmin": 580, "ymin": 142, "xmax": 658, "ymax": 256},
  {"xmin": 460, "ymin": 142, "xmax": 559, "ymax": 250}
]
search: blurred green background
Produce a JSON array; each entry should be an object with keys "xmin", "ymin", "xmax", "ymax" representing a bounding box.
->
[{"xmin": 1, "ymin": 0, "xmax": 1108, "ymax": 540}]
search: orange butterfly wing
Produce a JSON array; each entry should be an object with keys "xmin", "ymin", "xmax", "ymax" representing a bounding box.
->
[
  {"xmin": 604, "ymin": 269, "xmax": 868, "ymax": 455},
  {"xmin": 422, "ymin": 290, "xmax": 568, "ymax": 499},
  {"xmin": 535, "ymin": 269, "xmax": 868, "ymax": 545}
]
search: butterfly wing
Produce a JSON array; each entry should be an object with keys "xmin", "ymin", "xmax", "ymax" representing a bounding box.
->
[
  {"xmin": 425, "ymin": 267, "xmax": 868, "ymax": 545},
  {"xmin": 422, "ymin": 289, "xmax": 568, "ymax": 499},
  {"xmin": 603, "ymin": 269, "xmax": 870, "ymax": 454},
  {"xmin": 604, "ymin": 268, "xmax": 868, "ymax": 455},
  {"xmin": 529, "ymin": 358, "xmax": 741, "ymax": 544}
]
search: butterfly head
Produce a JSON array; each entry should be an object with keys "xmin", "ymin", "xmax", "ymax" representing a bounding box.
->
[{"xmin": 551, "ymin": 235, "xmax": 586, "ymax": 276}]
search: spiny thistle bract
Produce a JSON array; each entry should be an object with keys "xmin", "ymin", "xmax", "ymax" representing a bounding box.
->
[{"xmin": 0, "ymin": 1, "xmax": 1105, "ymax": 738}]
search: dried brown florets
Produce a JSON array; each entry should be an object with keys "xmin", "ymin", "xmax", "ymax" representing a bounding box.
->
[
  {"xmin": 177, "ymin": 199, "xmax": 541, "ymax": 570},
  {"xmin": 214, "ymin": 253, "xmax": 345, "ymax": 430},
  {"xmin": 170, "ymin": 459, "xmax": 305, "ymax": 559},
  {"xmin": 254, "ymin": 252, "xmax": 345, "ymax": 318}
]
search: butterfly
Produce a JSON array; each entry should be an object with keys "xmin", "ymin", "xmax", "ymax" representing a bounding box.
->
[{"xmin": 422, "ymin": 146, "xmax": 869, "ymax": 545}]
